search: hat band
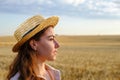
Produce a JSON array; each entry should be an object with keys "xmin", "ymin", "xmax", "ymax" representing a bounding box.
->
[{"xmin": 22, "ymin": 24, "xmax": 39, "ymax": 38}]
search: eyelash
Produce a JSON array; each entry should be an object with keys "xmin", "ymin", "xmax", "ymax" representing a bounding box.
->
[{"xmin": 49, "ymin": 38, "xmax": 54, "ymax": 41}]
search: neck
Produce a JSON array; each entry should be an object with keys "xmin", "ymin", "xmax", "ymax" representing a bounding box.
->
[{"xmin": 36, "ymin": 57, "xmax": 46, "ymax": 76}]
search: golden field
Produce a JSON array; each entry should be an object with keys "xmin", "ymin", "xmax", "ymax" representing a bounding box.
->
[{"xmin": 0, "ymin": 35, "xmax": 120, "ymax": 80}]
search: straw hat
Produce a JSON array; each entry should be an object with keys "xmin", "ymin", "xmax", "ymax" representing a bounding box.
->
[{"xmin": 12, "ymin": 15, "xmax": 59, "ymax": 52}]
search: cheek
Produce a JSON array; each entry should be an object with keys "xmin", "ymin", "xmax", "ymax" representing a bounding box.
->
[{"xmin": 37, "ymin": 41, "xmax": 54, "ymax": 56}]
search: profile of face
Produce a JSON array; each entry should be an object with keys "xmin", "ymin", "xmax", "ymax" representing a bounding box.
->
[{"xmin": 30, "ymin": 27, "xmax": 60, "ymax": 62}]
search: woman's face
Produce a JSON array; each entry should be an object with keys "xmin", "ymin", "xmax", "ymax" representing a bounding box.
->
[{"xmin": 35, "ymin": 27, "xmax": 60, "ymax": 61}]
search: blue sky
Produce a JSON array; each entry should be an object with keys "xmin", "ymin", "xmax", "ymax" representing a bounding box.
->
[{"xmin": 0, "ymin": 0, "xmax": 120, "ymax": 36}]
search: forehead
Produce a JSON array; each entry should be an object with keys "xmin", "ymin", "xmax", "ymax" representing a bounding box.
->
[{"xmin": 43, "ymin": 27, "xmax": 55, "ymax": 36}]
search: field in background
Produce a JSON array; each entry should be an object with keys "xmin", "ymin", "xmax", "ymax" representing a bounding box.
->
[{"xmin": 0, "ymin": 35, "xmax": 120, "ymax": 80}]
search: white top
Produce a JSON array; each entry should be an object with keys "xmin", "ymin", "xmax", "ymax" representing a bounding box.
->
[{"xmin": 10, "ymin": 64, "xmax": 61, "ymax": 80}]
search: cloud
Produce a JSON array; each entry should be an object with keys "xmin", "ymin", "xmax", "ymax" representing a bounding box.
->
[
  {"xmin": 0, "ymin": 0, "xmax": 57, "ymax": 15},
  {"xmin": 63, "ymin": 0, "xmax": 85, "ymax": 6},
  {"xmin": 0, "ymin": 0, "xmax": 55, "ymax": 7},
  {"xmin": 83, "ymin": 0, "xmax": 120, "ymax": 18},
  {"xmin": 94, "ymin": 1, "xmax": 119, "ymax": 13},
  {"xmin": 0, "ymin": 0, "xmax": 120, "ymax": 19}
]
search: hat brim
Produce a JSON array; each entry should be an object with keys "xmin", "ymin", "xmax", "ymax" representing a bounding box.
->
[{"xmin": 12, "ymin": 16, "xmax": 59, "ymax": 52}]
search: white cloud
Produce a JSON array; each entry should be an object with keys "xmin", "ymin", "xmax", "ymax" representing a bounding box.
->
[
  {"xmin": 2, "ymin": 0, "xmax": 54, "ymax": 5},
  {"xmin": 37, "ymin": 0, "xmax": 54, "ymax": 5},
  {"xmin": 2, "ymin": 0, "xmax": 35, "ymax": 5},
  {"xmin": 100, "ymin": 2, "xmax": 119, "ymax": 12},
  {"xmin": 86, "ymin": 0, "xmax": 120, "ymax": 16},
  {"xmin": 63, "ymin": 0, "xmax": 85, "ymax": 6},
  {"xmin": 0, "ymin": 0, "xmax": 120, "ymax": 19}
]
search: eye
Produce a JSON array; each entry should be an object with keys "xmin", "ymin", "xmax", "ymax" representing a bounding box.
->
[{"xmin": 49, "ymin": 38, "xmax": 54, "ymax": 41}]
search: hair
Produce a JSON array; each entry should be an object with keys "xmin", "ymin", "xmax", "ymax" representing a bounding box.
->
[{"xmin": 7, "ymin": 26, "xmax": 51, "ymax": 80}]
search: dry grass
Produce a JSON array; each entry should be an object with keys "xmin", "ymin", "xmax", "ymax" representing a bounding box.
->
[{"xmin": 0, "ymin": 35, "xmax": 120, "ymax": 80}]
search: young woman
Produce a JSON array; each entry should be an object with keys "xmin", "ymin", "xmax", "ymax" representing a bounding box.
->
[{"xmin": 7, "ymin": 15, "xmax": 61, "ymax": 80}]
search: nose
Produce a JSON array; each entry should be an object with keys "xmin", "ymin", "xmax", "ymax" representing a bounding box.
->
[{"xmin": 54, "ymin": 39, "xmax": 60, "ymax": 48}]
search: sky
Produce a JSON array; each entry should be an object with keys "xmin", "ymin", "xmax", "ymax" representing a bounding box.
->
[{"xmin": 0, "ymin": 0, "xmax": 120, "ymax": 36}]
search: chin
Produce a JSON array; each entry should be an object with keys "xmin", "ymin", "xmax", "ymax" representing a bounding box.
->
[{"xmin": 48, "ymin": 57, "xmax": 56, "ymax": 61}]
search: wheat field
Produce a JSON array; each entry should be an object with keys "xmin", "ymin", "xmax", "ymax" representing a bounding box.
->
[{"xmin": 0, "ymin": 35, "xmax": 120, "ymax": 80}]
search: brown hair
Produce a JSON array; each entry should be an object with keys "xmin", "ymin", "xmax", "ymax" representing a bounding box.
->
[{"xmin": 7, "ymin": 26, "xmax": 50, "ymax": 80}]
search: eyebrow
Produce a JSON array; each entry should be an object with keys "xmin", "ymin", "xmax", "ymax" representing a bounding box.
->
[{"xmin": 47, "ymin": 35, "xmax": 56, "ymax": 38}]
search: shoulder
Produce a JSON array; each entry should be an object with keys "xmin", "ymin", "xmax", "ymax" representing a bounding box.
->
[
  {"xmin": 10, "ymin": 72, "xmax": 20, "ymax": 80},
  {"xmin": 45, "ymin": 64, "xmax": 61, "ymax": 80}
]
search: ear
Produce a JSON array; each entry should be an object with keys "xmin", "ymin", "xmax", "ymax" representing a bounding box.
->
[{"xmin": 29, "ymin": 39, "xmax": 38, "ymax": 51}]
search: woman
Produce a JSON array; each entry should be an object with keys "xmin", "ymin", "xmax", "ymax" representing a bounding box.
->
[{"xmin": 7, "ymin": 15, "xmax": 61, "ymax": 80}]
